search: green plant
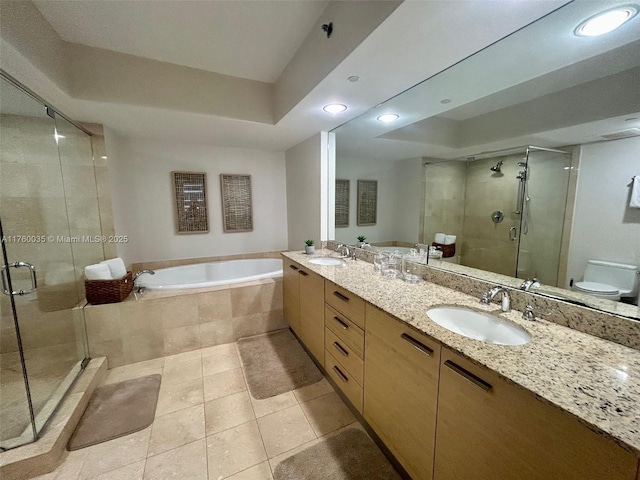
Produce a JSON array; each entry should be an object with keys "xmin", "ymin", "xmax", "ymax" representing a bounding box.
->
[
  {"xmin": 357, "ymin": 235, "xmax": 367, "ymax": 242},
  {"xmin": 304, "ymin": 239, "xmax": 314, "ymax": 246}
]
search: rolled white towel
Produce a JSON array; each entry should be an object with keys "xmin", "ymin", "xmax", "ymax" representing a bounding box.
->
[
  {"xmin": 84, "ymin": 264, "xmax": 112, "ymax": 280},
  {"xmin": 434, "ymin": 232, "xmax": 446, "ymax": 244},
  {"xmin": 444, "ymin": 235, "xmax": 457, "ymax": 245},
  {"xmin": 100, "ymin": 258, "xmax": 127, "ymax": 279}
]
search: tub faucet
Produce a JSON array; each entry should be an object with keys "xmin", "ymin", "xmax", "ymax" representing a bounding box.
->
[
  {"xmin": 133, "ymin": 269, "xmax": 155, "ymax": 293},
  {"xmin": 520, "ymin": 277, "xmax": 540, "ymax": 291},
  {"xmin": 480, "ymin": 286, "xmax": 511, "ymax": 312}
]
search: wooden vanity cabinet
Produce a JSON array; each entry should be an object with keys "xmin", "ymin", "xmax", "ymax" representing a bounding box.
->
[
  {"xmin": 298, "ymin": 266, "xmax": 324, "ymax": 363},
  {"xmin": 282, "ymin": 258, "xmax": 300, "ymax": 334},
  {"xmin": 364, "ymin": 304, "xmax": 441, "ymax": 480},
  {"xmin": 434, "ymin": 348, "xmax": 638, "ymax": 480}
]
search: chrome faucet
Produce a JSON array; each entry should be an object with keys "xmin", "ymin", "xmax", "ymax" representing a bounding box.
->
[
  {"xmin": 520, "ymin": 277, "xmax": 540, "ymax": 291},
  {"xmin": 480, "ymin": 286, "xmax": 511, "ymax": 312},
  {"xmin": 522, "ymin": 305, "xmax": 536, "ymax": 321},
  {"xmin": 133, "ymin": 269, "xmax": 155, "ymax": 293},
  {"xmin": 337, "ymin": 244, "xmax": 351, "ymax": 259}
]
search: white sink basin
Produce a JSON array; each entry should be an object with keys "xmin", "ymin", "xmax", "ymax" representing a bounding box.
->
[
  {"xmin": 427, "ymin": 307, "xmax": 531, "ymax": 345},
  {"xmin": 309, "ymin": 257, "xmax": 345, "ymax": 266}
]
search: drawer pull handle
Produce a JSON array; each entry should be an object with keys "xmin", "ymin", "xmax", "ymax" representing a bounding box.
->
[
  {"xmin": 299, "ymin": 270, "xmax": 309, "ymax": 277},
  {"xmin": 333, "ymin": 317, "xmax": 349, "ymax": 330},
  {"xmin": 288, "ymin": 265, "xmax": 298, "ymax": 271},
  {"xmin": 332, "ymin": 341, "xmax": 349, "ymax": 357},
  {"xmin": 401, "ymin": 333, "xmax": 433, "ymax": 356},
  {"xmin": 333, "ymin": 291, "xmax": 349, "ymax": 302},
  {"xmin": 444, "ymin": 360, "xmax": 492, "ymax": 392},
  {"xmin": 332, "ymin": 365, "xmax": 349, "ymax": 383}
]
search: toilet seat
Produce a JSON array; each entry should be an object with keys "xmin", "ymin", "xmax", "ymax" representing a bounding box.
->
[{"xmin": 574, "ymin": 281, "xmax": 620, "ymax": 299}]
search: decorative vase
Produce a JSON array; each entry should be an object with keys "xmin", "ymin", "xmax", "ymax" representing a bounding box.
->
[
  {"xmin": 305, "ymin": 245, "xmax": 315, "ymax": 254},
  {"xmin": 357, "ymin": 241, "xmax": 364, "ymax": 248}
]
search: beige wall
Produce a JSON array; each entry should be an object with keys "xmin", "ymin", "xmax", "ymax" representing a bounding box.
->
[
  {"xmin": 106, "ymin": 131, "xmax": 288, "ymax": 266},
  {"xmin": 285, "ymin": 133, "xmax": 326, "ymax": 250},
  {"xmin": 568, "ymin": 137, "xmax": 640, "ymax": 286}
]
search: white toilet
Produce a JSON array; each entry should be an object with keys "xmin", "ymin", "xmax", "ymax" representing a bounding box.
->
[{"xmin": 574, "ymin": 260, "xmax": 639, "ymax": 304}]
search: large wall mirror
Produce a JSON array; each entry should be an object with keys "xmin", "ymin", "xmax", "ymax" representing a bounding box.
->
[{"xmin": 331, "ymin": 0, "xmax": 640, "ymax": 321}]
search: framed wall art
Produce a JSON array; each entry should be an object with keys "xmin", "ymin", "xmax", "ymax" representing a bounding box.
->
[
  {"xmin": 335, "ymin": 179, "xmax": 350, "ymax": 228},
  {"xmin": 220, "ymin": 174, "xmax": 253, "ymax": 232},
  {"xmin": 357, "ymin": 179, "xmax": 377, "ymax": 226},
  {"xmin": 172, "ymin": 171, "xmax": 209, "ymax": 233}
]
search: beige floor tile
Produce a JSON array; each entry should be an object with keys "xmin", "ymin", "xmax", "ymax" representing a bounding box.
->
[
  {"xmin": 206, "ymin": 420, "xmax": 267, "ymax": 479},
  {"xmin": 89, "ymin": 460, "xmax": 145, "ymax": 480},
  {"xmin": 225, "ymin": 461, "xmax": 274, "ymax": 480},
  {"xmin": 201, "ymin": 342, "xmax": 237, "ymax": 358},
  {"xmin": 204, "ymin": 391, "xmax": 255, "ymax": 436},
  {"xmin": 78, "ymin": 427, "xmax": 151, "ymax": 479},
  {"xmin": 148, "ymin": 404, "xmax": 205, "ymax": 456},
  {"xmin": 163, "ymin": 349, "xmax": 202, "ymax": 366},
  {"xmin": 161, "ymin": 357, "xmax": 202, "ymax": 386},
  {"xmin": 292, "ymin": 378, "xmax": 334, "ymax": 403},
  {"xmin": 203, "ymin": 368, "xmax": 246, "ymax": 402},
  {"xmin": 202, "ymin": 346, "xmax": 240, "ymax": 376},
  {"xmin": 299, "ymin": 391, "xmax": 356, "ymax": 437},
  {"xmin": 103, "ymin": 358, "xmax": 164, "ymax": 385},
  {"xmin": 249, "ymin": 391, "xmax": 297, "ymax": 418},
  {"xmin": 155, "ymin": 378, "xmax": 204, "ymax": 417},
  {"xmin": 144, "ymin": 439, "xmax": 208, "ymax": 480},
  {"xmin": 256, "ymin": 404, "xmax": 316, "ymax": 458}
]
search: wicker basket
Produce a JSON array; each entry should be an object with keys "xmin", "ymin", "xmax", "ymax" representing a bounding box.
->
[
  {"xmin": 432, "ymin": 242, "xmax": 456, "ymax": 258},
  {"xmin": 84, "ymin": 271, "xmax": 133, "ymax": 305}
]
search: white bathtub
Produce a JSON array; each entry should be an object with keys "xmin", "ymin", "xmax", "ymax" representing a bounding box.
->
[{"xmin": 136, "ymin": 258, "xmax": 283, "ymax": 290}]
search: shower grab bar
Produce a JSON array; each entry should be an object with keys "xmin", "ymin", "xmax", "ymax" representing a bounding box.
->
[
  {"xmin": 509, "ymin": 227, "xmax": 517, "ymax": 241},
  {"xmin": 1, "ymin": 261, "xmax": 37, "ymax": 296}
]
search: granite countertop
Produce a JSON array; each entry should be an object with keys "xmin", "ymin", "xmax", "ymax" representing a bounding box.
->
[{"xmin": 282, "ymin": 251, "xmax": 640, "ymax": 456}]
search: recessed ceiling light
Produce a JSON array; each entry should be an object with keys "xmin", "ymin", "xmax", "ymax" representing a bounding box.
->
[
  {"xmin": 323, "ymin": 104, "xmax": 347, "ymax": 114},
  {"xmin": 575, "ymin": 6, "xmax": 638, "ymax": 36},
  {"xmin": 347, "ymin": 76, "xmax": 360, "ymax": 83},
  {"xmin": 377, "ymin": 114, "xmax": 399, "ymax": 123},
  {"xmin": 440, "ymin": 98, "xmax": 452, "ymax": 104}
]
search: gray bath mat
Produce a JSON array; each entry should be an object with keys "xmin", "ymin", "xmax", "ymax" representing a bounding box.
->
[
  {"xmin": 68, "ymin": 374, "xmax": 161, "ymax": 450},
  {"xmin": 274, "ymin": 428, "xmax": 401, "ymax": 480},
  {"xmin": 237, "ymin": 329, "xmax": 323, "ymax": 399}
]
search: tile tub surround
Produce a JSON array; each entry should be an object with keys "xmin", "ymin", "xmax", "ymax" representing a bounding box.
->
[
  {"xmin": 84, "ymin": 278, "xmax": 285, "ymax": 368},
  {"xmin": 325, "ymin": 241, "xmax": 640, "ymax": 350},
  {"xmin": 0, "ymin": 358, "xmax": 107, "ymax": 480},
  {"xmin": 283, "ymin": 251, "xmax": 640, "ymax": 456}
]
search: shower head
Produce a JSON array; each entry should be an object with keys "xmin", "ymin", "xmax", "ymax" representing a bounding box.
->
[{"xmin": 490, "ymin": 161, "xmax": 503, "ymax": 173}]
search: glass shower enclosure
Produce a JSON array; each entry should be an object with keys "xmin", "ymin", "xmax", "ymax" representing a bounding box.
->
[{"xmin": 0, "ymin": 74, "xmax": 103, "ymax": 450}]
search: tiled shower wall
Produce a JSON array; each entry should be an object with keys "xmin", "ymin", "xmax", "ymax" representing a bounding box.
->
[{"xmin": 84, "ymin": 278, "xmax": 285, "ymax": 368}]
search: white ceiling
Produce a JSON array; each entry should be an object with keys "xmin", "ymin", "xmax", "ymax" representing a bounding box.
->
[{"xmin": 33, "ymin": 0, "xmax": 329, "ymax": 83}]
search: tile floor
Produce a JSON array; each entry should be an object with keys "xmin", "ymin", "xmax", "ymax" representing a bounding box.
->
[{"xmin": 32, "ymin": 341, "xmax": 369, "ymax": 480}]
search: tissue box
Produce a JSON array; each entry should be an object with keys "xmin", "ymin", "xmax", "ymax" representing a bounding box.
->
[
  {"xmin": 432, "ymin": 242, "xmax": 456, "ymax": 258},
  {"xmin": 84, "ymin": 272, "xmax": 133, "ymax": 305}
]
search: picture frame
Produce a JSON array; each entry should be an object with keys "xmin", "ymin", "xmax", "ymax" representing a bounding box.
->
[
  {"xmin": 220, "ymin": 174, "xmax": 253, "ymax": 232},
  {"xmin": 357, "ymin": 179, "xmax": 377, "ymax": 226},
  {"xmin": 335, "ymin": 179, "xmax": 350, "ymax": 228},
  {"xmin": 172, "ymin": 171, "xmax": 209, "ymax": 234}
]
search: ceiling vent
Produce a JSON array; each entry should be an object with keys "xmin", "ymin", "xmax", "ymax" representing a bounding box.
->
[{"xmin": 601, "ymin": 128, "xmax": 640, "ymax": 139}]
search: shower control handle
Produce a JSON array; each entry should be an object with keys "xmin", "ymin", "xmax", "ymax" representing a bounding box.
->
[
  {"xmin": 1, "ymin": 261, "xmax": 37, "ymax": 296},
  {"xmin": 509, "ymin": 227, "xmax": 517, "ymax": 241}
]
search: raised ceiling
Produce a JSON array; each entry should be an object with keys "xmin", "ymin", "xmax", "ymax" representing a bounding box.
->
[{"xmin": 33, "ymin": 0, "xmax": 329, "ymax": 83}]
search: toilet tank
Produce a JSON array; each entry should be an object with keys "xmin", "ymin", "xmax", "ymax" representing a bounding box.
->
[{"xmin": 584, "ymin": 260, "xmax": 639, "ymax": 294}]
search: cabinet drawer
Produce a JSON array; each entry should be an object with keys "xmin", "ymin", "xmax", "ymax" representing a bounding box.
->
[
  {"xmin": 324, "ymin": 305, "xmax": 364, "ymax": 357},
  {"xmin": 325, "ymin": 327, "xmax": 363, "ymax": 386},
  {"xmin": 325, "ymin": 349, "xmax": 363, "ymax": 413},
  {"xmin": 324, "ymin": 281, "xmax": 365, "ymax": 328}
]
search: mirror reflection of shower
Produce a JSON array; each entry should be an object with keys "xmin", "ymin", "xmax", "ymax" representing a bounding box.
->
[{"xmin": 515, "ymin": 159, "xmax": 530, "ymax": 235}]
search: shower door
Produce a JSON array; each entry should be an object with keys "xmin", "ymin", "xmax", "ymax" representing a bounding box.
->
[
  {"xmin": 0, "ymin": 76, "xmax": 93, "ymax": 449},
  {"xmin": 515, "ymin": 147, "xmax": 572, "ymax": 286}
]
